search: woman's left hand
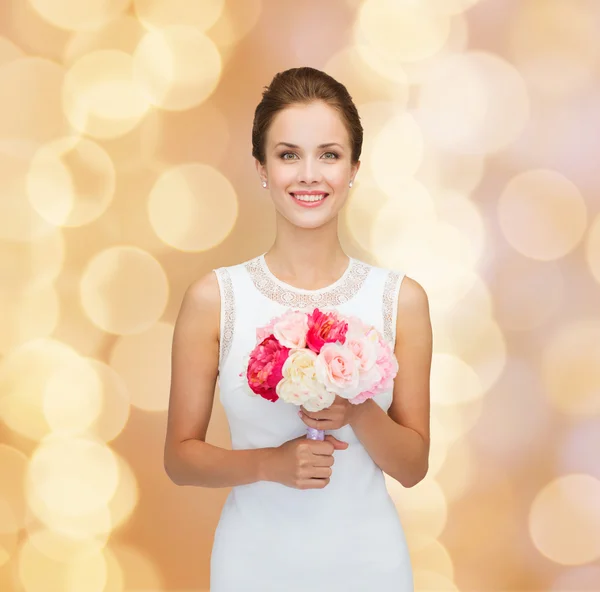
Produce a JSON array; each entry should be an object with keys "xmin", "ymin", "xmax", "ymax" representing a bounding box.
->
[{"xmin": 298, "ymin": 395, "xmax": 356, "ymax": 431}]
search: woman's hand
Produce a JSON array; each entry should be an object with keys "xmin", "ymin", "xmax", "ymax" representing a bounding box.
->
[{"xmin": 299, "ymin": 395, "xmax": 357, "ymax": 431}]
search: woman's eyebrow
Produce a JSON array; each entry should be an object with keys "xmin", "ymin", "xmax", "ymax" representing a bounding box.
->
[{"xmin": 274, "ymin": 142, "xmax": 344, "ymax": 150}]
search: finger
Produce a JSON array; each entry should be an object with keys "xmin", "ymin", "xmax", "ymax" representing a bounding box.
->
[{"xmin": 302, "ymin": 415, "xmax": 331, "ymax": 429}]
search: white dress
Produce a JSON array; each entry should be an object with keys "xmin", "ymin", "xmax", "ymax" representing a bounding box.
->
[{"xmin": 210, "ymin": 252, "xmax": 413, "ymax": 591}]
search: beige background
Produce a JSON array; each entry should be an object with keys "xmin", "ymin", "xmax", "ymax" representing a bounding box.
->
[{"xmin": 0, "ymin": 0, "xmax": 599, "ymax": 590}]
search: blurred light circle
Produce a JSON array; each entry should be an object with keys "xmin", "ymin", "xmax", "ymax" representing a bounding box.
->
[
  {"xmin": 370, "ymin": 112, "xmax": 424, "ymax": 194},
  {"xmin": 28, "ymin": 0, "xmax": 129, "ymax": 32},
  {"xmin": 559, "ymin": 418, "xmax": 600, "ymax": 481},
  {"xmin": 324, "ymin": 46, "xmax": 409, "ymax": 106},
  {"xmin": 0, "ymin": 57, "xmax": 68, "ymax": 143},
  {"xmin": 133, "ymin": 25, "xmax": 222, "ymax": 111},
  {"xmin": 17, "ymin": 529, "xmax": 107, "ymax": 592},
  {"xmin": 42, "ymin": 355, "xmax": 103, "ymax": 436},
  {"xmin": 148, "ymin": 163, "xmax": 238, "ymax": 251},
  {"xmin": 433, "ymin": 189, "xmax": 485, "ymax": 264},
  {"xmin": 374, "ymin": 217, "xmax": 481, "ymax": 315},
  {"xmin": 508, "ymin": 0, "xmax": 596, "ymax": 98},
  {"xmin": 422, "ymin": 0, "xmax": 482, "ymax": 16},
  {"xmin": 209, "ymin": 0, "xmax": 263, "ymax": 53},
  {"xmin": 397, "ymin": 10, "xmax": 470, "ymax": 88},
  {"xmin": 27, "ymin": 136, "xmax": 116, "ymax": 227},
  {"xmin": 431, "ymin": 353, "xmax": 482, "ymax": 406},
  {"xmin": 498, "ymin": 169, "xmax": 587, "ymax": 260},
  {"xmin": 371, "ymin": 178, "xmax": 437, "ymax": 243},
  {"xmin": 106, "ymin": 453, "xmax": 139, "ymax": 532},
  {"xmin": 80, "ymin": 246, "xmax": 169, "ymax": 335},
  {"xmin": 24, "ymin": 528, "xmax": 104, "ymax": 565},
  {"xmin": 541, "ymin": 319, "xmax": 600, "ymax": 415},
  {"xmin": 25, "ymin": 490, "xmax": 113, "ymax": 541},
  {"xmin": 27, "ymin": 436, "xmax": 119, "ymax": 518},
  {"xmin": 0, "ymin": 282, "xmax": 59, "ymax": 353},
  {"xmin": 63, "ymin": 15, "xmax": 147, "ymax": 66},
  {"xmin": 344, "ymin": 180, "xmax": 396, "ymax": 252},
  {"xmin": 106, "ymin": 542, "xmax": 163, "ymax": 590},
  {"xmin": 432, "ymin": 398, "xmax": 484, "ymax": 444},
  {"xmin": 417, "ymin": 51, "xmax": 530, "ymax": 154},
  {"xmin": 0, "ymin": 339, "xmax": 91, "ymax": 441},
  {"xmin": 0, "ymin": 141, "xmax": 56, "ymax": 242},
  {"xmin": 109, "ymin": 322, "xmax": 173, "ymax": 412},
  {"xmin": 63, "ymin": 50, "xmax": 151, "ymax": 139},
  {"xmin": 134, "ymin": 0, "xmax": 225, "ymax": 31},
  {"xmin": 86, "ymin": 360, "xmax": 131, "ymax": 444},
  {"xmin": 529, "ymin": 474, "xmax": 600, "ymax": 565},
  {"xmin": 356, "ymin": 0, "xmax": 451, "ymax": 64},
  {"xmin": 585, "ymin": 213, "xmax": 600, "ymax": 285},
  {"xmin": 0, "ymin": 445, "xmax": 29, "ymax": 535}
]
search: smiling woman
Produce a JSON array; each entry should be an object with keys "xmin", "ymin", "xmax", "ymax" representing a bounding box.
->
[{"xmin": 164, "ymin": 66, "xmax": 431, "ymax": 592}]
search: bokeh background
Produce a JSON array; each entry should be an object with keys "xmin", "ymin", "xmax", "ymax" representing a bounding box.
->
[{"xmin": 0, "ymin": 0, "xmax": 599, "ymax": 590}]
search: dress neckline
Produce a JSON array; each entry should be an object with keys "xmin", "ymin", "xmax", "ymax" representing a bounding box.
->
[{"xmin": 258, "ymin": 252, "xmax": 355, "ymax": 294}]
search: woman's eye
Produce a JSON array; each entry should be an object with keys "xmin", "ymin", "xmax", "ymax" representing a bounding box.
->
[
  {"xmin": 323, "ymin": 152, "xmax": 339, "ymax": 159},
  {"xmin": 281, "ymin": 152, "xmax": 297, "ymax": 160}
]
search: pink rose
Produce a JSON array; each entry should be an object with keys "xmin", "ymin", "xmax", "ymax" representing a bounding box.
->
[
  {"xmin": 314, "ymin": 342, "xmax": 361, "ymax": 398},
  {"xmin": 350, "ymin": 336, "xmax": 398, "ymax": 404},
  {"xmin": 272, "ymin": 310, "xmax": 309, "ymax": 349},
  {"xmin": 305, "ymin": 308, "xmax": 348, "ymax": 354},
  {"xmin": 256, "ymin": 316, "xmax": 279, "ymax": 344},
  {"xmin": 246, "ymin": 335, "xmax": 290, "ymax": 402}
]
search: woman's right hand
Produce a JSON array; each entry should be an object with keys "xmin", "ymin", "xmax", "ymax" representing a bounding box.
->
[{"xmin": 262, "ymin": 434, "xmax": 349, "ymax": 490}]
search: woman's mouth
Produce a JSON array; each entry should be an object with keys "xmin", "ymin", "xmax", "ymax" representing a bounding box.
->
[{"xmin": 289, "ymin": 192, "xmax": 329, "ymax": 208}]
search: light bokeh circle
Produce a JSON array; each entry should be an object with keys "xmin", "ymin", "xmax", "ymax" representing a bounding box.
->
[
  {"xmin": 28, "ymin": 0, "xmax": 129, "ymax": 32},
  {"xmin": 63, "ymin": 50, "xmax": 151, "ymax": 139},
  {"xmin": 26, "ymin": 136, "xmax": 116, "ymax": 227},
  {"xmin": 133, "ymin": 0, "xmax": 225, "ymax": 31},
  {"xmin": 79, "ymin": 246, "xmax": 169, "ymax": 335},
  {"xmin": 541, "ymin": 319, "xmax": 600, "ymax": 415},
  {"xmin": 529, "ymin": 474, "xmax": 600, "ymax": 565},
  {"xmin": 498, "ymin": 169, "xmax": 587, "ymax": 260},
  {"xmin": 133, "ymin": 25, "xmax": 222, "ymax": 111},
  {"xmin": 148, "ymin": 163, "xmax": 238, "ymax": 251}
]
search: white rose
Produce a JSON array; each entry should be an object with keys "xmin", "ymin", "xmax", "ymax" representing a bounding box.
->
[{"xmin": 277, "ymin": 349, "xmax": 335, "ymax": 411}]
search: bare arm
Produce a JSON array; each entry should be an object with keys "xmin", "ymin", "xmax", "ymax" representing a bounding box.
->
[
  {"xmin": 349, "ymin": 276, "xmax": 432, "ymax": 487},
  {"xmin": 163, "ymin": 270, "xmax": 272, "ymax": 488}
]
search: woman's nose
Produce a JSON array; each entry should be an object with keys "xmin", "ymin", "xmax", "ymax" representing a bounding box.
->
[{"xmin": 297, "ymin": 158, "xmax": 323, "ymax": 184}]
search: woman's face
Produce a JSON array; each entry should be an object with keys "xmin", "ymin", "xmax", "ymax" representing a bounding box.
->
[{"xmin": 256, "ymin": 101, "xmax": 360, "ymax": 229}]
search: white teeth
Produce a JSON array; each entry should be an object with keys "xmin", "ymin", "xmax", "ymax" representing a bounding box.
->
[{"xmin": 293, "ymin": 193, "xmax": 326, "ymax": 202}]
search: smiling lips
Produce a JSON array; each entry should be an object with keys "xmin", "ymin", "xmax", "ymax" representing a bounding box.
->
[{"xmin": 290, "ymin": 190, "xmax": 329, "ymax": 207}]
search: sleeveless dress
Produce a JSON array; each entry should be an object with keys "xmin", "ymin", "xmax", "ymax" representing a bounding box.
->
[{"xmin": 210, "ymin": 252, "xmax": 413, "ymax": 591}]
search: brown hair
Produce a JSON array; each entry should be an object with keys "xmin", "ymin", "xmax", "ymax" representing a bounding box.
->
[{"xmin": 251, "ymin": 67, "xmax": 363, "ymax": 165}]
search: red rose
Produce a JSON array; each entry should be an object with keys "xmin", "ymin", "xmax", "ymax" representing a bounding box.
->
[
  {"xmin": 305, "ymin": 308, "xmax": 348, "ymax": 354},
  {"xmin": 246, "ymin": 335, "xmax": 290, "ymax": 402}
]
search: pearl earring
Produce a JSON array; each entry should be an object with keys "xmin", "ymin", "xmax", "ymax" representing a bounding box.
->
[
  {"xmin": 349, "ymin": 180, "xmax": 353, "ymax": 188},
  {"xmin": 262, "ymin": 181, "xmax": 267, "ymax": 188}
]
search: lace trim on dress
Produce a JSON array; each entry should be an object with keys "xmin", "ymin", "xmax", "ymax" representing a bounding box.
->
[
  {"xmin": 383, "ymin": 270, "xmax": 403, "ymax": 347},
  {"xmin": 245, "ymin": 255, "xmax": 371, "ymax": 309},
  {"xmin": 214, "ymin": 267, "xmax": 235, "ymax": 370}
]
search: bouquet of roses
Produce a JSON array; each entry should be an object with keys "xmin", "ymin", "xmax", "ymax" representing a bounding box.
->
[{"xmin": 240, "ymin": 307, "xmax": 398, "ymax": 441}]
